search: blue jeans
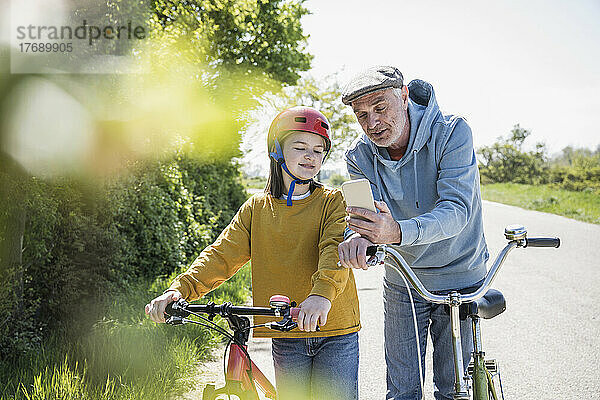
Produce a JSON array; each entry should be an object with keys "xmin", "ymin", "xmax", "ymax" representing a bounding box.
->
[
  {"xmin": 271, "ymin": 332, "xmax": 359, "ymax": 400},
  {"xmin": 384, "ymin": 278, "xmax": 476, "ymax": 400}
]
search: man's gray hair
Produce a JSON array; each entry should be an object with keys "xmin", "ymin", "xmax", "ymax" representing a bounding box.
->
[{"xmin": 393, "ymin": 87, "xmax": 404, "ymax": 100}]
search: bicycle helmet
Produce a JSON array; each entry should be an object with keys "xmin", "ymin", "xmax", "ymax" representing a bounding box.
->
[
  {"xmin": 267, "ymin": 106, "xmax": 332, "ymax": 206},
  {"xmin": 267, "ymin": 106, "xmax": 332, "ymax": 160}
]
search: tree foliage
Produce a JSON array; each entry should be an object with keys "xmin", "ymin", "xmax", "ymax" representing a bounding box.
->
[
  {"xmin": 547, "ymin": 146, "xmax": 600, "ymax": 192},
  {"xmin": 477, "ymin": 125, "xmax": 600, "ymax": 192},
  {"xmin": 0, "ymin": 0, "xmax": 314, "ymax": 358},
  {"xmin": 276, "ymin": 74, "xmax": 362, "ymax": 163},
  {"xmin": 0, "ymin": 154, "xmax": 247, "ymax": 359},
  {"xmin": 68, "ymin": 0, "xmax": 312, "ymax": 85},
  {"xmin": 149, "ymin": 0, "xmax": 312, "ymax": 85},
  {"xmin": 477, "ymin": 124, "xmax": 548, "ymax": 184}
]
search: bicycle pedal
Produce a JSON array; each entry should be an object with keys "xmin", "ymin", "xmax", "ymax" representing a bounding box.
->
[
  {"xmin": 467, "ymin": 359, "xmax": 498, "ymax": 375},
  {"xmin": 485, "ymin": 359, "xmax": 498, "ymax": 374}
]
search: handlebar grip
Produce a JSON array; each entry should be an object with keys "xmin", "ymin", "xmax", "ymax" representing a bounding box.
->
[
  {"xmin": 164, "ymin": 300, "xmax": 190, "ymax": 318},
  {"xmin": 366, "ymin": 246, "xmax": 377, "ymax": 256},
  {"xmin": 289, "ymin": 307, "xmax": 320, "ymax": 331},
  {"xmin": 525, "ymin": 237, "xmax": 561, "ymax": 248}
]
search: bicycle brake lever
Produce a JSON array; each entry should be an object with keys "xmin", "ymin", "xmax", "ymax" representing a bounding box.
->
[
  {"xmin": 268, "ymin": 317, "xmax": 296, "ymax": 332},
  {"xmin": 366, "ymin": 247, "xmax": 386, "ymax": 266},
  {"xmin": 165, "ymin": 315, "xmax": 186, "ymax": 325}
]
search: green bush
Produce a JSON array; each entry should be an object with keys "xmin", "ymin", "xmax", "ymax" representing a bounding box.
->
[
  {"xmin": 0, "ymin": 260, "xmax": 252, "ymax": 400},
  {"xmin": 477, "ymin": 125, "xmax": 599, "ymax": 194},
  {"xmin": 547, "ymin": 155, "xmax": 600, "ymax": 193},
  {"xmin": 327, "ymin": 173, "xmax": 348, "ymax": 188},
  {"xmin": 0, "ymin": 152, "xmax": 247, "ymax": 360},
  {"xmin": 477, "ymin": 124, "xmax": 548, "ymax": 184},
  {"xmin": 0, "ymin": 176, "xmax": 117, "ymax": 356}
]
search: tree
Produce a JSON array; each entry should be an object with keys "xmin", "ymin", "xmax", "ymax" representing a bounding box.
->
[
  {"xmin": 275, "ymin": 74, "xmax": 362, "ymax": 163},
  {"xmin": 0, "ymin": 0, "xmax": 315, "ymax": 357},
  {"xmin": 149, "ymin": 0, "xmax": 312, "ymax": 85},
  {"xmin": 477, "ymin": 124, "xmax": 548, "ymax": 184},
  {"xmin": 67, "ymin": 0, "xmax": 312, "ymax": 84},
  {"xmin": 551, "ymin": 145, "xmax": 599, "ymax": 167},
  {"xmin": 328, "ymin": 173, "xmax": 348, "ymax": 187}
]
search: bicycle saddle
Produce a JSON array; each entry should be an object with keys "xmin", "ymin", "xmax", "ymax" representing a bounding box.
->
[
  {"xmin": 444, "ymin": 289, "xmax": 506, "ymax": 320},
  {"xmin": 465, "ymin": 289, "xmax": 506, "ymax": 320}
]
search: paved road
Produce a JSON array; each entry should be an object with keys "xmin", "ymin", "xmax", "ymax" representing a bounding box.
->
[{"xmin": 217, "ymin": 200, "xmax": 600, "ymax": 399}]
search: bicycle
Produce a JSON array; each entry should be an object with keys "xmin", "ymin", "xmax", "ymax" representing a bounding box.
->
[
  {"xmin": 365, "ymin": 224, "xmax": 560, "ymax": 400},
  {"xmin": 164, "ymin": 294, "xmax": 303, "ymax": 400}
]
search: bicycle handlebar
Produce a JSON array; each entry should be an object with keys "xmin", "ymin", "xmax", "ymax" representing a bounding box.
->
[
  {"xmin": 525, "ymin": 237, "xmax": 560, "ymax": 248},
  {"xmin": 366, "ymin": 227, "xmax": 560, "ymax": 306},
  {"xmin": 166, "ymin": 299, "xmax": 301, "ymax": 318},
  {"xmin": 167, "ymin": 301, "xmax": 274, "ymax": 317},
  {"xmin": 165, "ymin": 298, "xmax": 306, "ymax": 332}
]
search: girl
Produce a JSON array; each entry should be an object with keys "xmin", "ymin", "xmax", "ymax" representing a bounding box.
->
[{"xmin": 145, "ymin": 106, "xmax": 360, "ymax": 400}]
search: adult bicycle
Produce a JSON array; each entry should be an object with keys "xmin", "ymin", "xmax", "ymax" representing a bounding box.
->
[
  {"xmin": 164, "ymin": 295, "xmax": 303, "ymax": 400},
  {"xmin": 366, "ymin": 224, "xmax": 560, "ymax": 400}
]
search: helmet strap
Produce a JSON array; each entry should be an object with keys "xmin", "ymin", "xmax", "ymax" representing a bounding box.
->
[
  {"xmin": 280, "ymin": 162, "xmax": 312, "ymax": 206},
  {"xmin": 269, "ymin": 139, "xmax": 312, "ymax": 206},
  {"xmin": 268, "ymin": 139, "xmax": 285, "ymax": 162}
]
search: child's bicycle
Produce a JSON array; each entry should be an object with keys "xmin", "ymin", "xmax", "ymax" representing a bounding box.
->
[
  {"xmin": 365, "ymin": 224, "xmax": 560, "ymax": 400},
  {"xmin": 164, "ymin": 294, "xmax": 303, "ymax": 400}
]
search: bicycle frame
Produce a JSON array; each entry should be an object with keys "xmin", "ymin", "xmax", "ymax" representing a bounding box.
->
[
  {"xmin": 379, "ymin": 244, "xmax": 517, "ymax": 399},
  {"xmin": 205, "ymin": 340, "xmax": 277, "ymax": 399},
  {"xmin": 470, "ymin": 315, "xmax": 500, "ymax": 400},
  {"xmin": 165, "ymin": 297, "xmax": 299, "ymax": 400},
  {"xmin": 371, "ymin": 225, "xmax": 559, "ymax": 400}
]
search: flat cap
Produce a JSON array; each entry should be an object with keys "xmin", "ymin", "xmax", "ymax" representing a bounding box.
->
[{"xmin": 341, "ymin": 66, "xmax": 404, "ymax": 105}]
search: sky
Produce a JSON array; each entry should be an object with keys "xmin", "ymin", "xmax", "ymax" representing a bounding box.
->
[{"xmin": 300, "ymin": 0, "xmax": 600, "ymax": 154}]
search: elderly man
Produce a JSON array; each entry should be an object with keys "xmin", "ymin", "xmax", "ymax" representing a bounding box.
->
[{"xmin": 338, "ymin": 66, "xmax": 489, "ymax": 400}]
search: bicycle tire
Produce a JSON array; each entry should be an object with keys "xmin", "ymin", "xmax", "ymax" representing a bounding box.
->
[{"xmin": 201, "ymin": 383, "xmax": 260, "ymax": 400}]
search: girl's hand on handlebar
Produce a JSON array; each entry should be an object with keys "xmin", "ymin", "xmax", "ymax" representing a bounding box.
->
[
  {"xmin": 145, "ymin": 290, "xmax": 182, "ymax": 323},
  {"xmin": 297, "ymin": 295, "xmax": 331, "ymax": 332}
]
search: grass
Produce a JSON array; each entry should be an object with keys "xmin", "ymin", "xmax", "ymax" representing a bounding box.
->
[
  {"xmin": 0, "ymin": 264, "xmax": 251, "ymax": 400},
  {"xmin": 481, "ymin": 183, "xmax": 600, "ymax": 224}
]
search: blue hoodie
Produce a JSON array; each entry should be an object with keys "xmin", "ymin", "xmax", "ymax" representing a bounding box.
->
[{"xmin": 344, "ymin": 79, "xmax": 489, "ymax": 291}]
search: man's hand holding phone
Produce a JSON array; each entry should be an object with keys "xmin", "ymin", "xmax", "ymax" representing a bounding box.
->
[
  {"xmin": 339, "ymin": 179, "xmax": 403, "ymax": 269},
  {"xmin": 346, "ymin": 200, "xmax": 402, "ymax": 244}
]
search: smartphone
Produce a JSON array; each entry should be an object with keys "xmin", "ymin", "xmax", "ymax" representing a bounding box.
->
[{"xmin": 341, "ymin": 178, "xmax": 376, "ymax": 219}]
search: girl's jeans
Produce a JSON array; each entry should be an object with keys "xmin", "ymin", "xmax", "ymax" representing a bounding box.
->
[
  {"xmin": 271, "ymin": 332, "xmax": 359, "ymax": 400},
  {"xmin": 384, "ymin": 278, "xmax": 476, "ymax": 400}
]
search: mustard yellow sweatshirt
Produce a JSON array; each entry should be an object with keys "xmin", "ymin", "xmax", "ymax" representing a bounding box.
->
[{"xmin": 168, "ymin": 186, "xmax": 360, "ymax": 338}]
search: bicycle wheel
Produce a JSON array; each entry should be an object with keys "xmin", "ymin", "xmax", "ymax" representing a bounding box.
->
[
  {"xmin": 202, "ymin": 384, "xmax": 217, "ymax": 400},
  {"xmin": 201, "ymin": 383, "xmax": 259, "ymax": 400}
]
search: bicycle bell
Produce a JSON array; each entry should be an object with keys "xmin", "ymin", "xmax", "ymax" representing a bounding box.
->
[
  {"xmin": 504, "ymin": 224, "xmax": 527, "ymax": 241},
  {"xmin": 269, "ymin": 295, "xmax": 291, "ymax": 308}
]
